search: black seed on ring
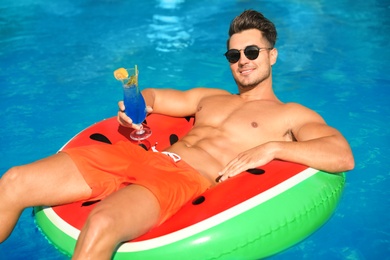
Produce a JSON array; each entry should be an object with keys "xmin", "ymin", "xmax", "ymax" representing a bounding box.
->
[
  {"xmin": 246, "ymin": 168, "xmax": 265, "ymax": 175},
  {"xmin": 192, "ymin": 196, "xmax": 205, "ymax": 205},
  {"xmin": 138, "ymin": 143, "xmax": 148, "ymax": 151},
  {"xmin": 89, "ymin": 133, "xmax": 112, "ymax": 144},
  {"xmin": 169, "ymin": 134, "xmax": 179, "ymax": 145}
]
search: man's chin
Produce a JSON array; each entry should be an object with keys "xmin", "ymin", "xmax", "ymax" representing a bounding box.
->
[{"xmin": 237, "ymin": 80, "xmax": 259, "ymax": 91}]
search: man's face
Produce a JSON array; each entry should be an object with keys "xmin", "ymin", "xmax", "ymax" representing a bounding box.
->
[{"xmin": 227, "ymin": 29, "xmax": 277, "ymax": 90}]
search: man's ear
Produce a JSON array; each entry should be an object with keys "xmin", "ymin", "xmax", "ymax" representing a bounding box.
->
[{"xmin": 270, "ymin": 48, "xmax": 278, "ymax": 66}]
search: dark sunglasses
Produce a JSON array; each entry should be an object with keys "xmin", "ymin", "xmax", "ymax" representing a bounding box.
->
[{"xmin": 224, "ymin": 45, "xmax": 273, "ymax": 63}]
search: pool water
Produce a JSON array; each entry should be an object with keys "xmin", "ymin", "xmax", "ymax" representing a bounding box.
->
[{"xmin": 1, "ymin": 0, "xmax": 389, "ymax": 259}]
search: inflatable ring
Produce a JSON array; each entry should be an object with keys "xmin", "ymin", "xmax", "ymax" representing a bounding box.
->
[{"xmin": 34, "ymin": 114, "xmax": 345, "ymax": 259}]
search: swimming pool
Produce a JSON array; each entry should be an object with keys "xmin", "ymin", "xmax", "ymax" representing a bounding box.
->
[{"xmin": 0, "ymin": 0, "xmax": 389, "ymax": 259}]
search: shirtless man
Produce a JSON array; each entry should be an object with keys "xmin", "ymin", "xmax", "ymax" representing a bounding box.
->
[{"xmin": 0, "ymin": 10, "xmax": 354, "ymax": 259}]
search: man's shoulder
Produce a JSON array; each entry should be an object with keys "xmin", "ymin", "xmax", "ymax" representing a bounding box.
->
[
  {"xmin": 283, "ymin": 102, "xmax": 325, "ymax": 124},
  {"xmin": 190, "ymin": 87, "xmax": 232, "ymax": 102},
  {"xmin": 194, "ymin": 87, "xmax": 231, "ymax": 95},
  {"xmin": 283, "ymin": 102, "xmax": 312, "ymax": 112}
]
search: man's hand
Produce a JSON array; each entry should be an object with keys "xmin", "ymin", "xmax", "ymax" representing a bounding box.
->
[
  {"xmin": 217, "ymin": 142, "xmax": 276, "ymax": 182},
  {"xmin": 117, "ymin": 101, "xmax": 153, "ymax": 130}
]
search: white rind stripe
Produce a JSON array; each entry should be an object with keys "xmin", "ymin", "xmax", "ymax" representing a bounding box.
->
[
  {"xmin": 118, "ymin": 167, "xmax": 318, "ymax": 252},
  {"xmin": 43, "ymin": 207, "xmax": 80, "ymax": 239}
]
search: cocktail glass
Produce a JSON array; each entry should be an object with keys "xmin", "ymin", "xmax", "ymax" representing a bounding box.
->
[{"xmin": 115, "ymin": 65, "xmax": 152, "ymax": 140}]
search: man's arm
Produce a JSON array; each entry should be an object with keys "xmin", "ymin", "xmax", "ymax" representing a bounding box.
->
[
  {"xmin": 279, "ymin": 103, "xmax": 355, "ymax": 172},
  {"xmin": 118, "ymin": 87, "xmax": 229, "ymax": 127},
  {"xmin": 142, "ymin": 88, "xmax": 230, "ymax": 117},
  {"xmin": 274, "ymin": 122, "xmax": 354, "ymax": 172}
]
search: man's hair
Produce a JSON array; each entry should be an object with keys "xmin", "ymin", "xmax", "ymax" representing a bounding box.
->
[{"xmin": 227, "ymin": 10, "xmax": 277, "ymax": 49}]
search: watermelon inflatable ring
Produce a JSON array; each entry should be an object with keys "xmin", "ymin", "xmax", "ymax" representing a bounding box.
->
[{"xmin": 34, "ymin": 113, "xmax": 345, "ymax": 259}]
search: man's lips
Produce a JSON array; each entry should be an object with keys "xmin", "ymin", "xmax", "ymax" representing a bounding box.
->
[{"xmin": 239, "ymin": 67, "xmax": 255, "ymax": 75}]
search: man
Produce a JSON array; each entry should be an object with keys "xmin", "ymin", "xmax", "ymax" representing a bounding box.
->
[{"xmin": 0, "ymin": 10, "xmax": 354, "ymax": 259}]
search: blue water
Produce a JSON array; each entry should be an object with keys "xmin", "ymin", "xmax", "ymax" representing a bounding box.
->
[{"xmin": 1, "ymin": 0, "xmax": 389, "ymax": 259}]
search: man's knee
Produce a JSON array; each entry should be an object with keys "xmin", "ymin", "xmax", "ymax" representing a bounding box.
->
[
  {"xmin": 0, "ymin": 167, "xmax": 29, "ymax": 207},
  {"xmin": 84, "ymin": 208, "xmax": 117, "ymax": 236},
  {"xmin": 1, "ymin": 167, "xmax": 22, "ymax": 192}
]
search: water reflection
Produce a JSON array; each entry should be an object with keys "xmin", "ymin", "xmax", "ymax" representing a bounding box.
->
[
  {"xmin": 157, "ymin": 0, "xmax": 185, "ymax": 9},
  {"xmin": 148, "ymin": 0, "xmax": 193, "ymax": 52}
]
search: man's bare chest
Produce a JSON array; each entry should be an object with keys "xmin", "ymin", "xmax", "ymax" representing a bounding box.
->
[{"xmin": 194, "ymin": 97, "xmax": 290, "ymax": 140}]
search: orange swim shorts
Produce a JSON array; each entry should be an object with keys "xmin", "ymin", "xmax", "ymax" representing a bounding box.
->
[{"xmin": 63, "ymin": 141, "xmax": 212, "ymax": 225}]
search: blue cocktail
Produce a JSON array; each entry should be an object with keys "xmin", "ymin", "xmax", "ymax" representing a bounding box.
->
[{"xmin": 115, "ymin": 65, "xmax": 152, "ymax": 140}]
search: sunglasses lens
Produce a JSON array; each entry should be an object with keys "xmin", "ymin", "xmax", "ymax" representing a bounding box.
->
[
  {"xmin": 244, "ymin": 46, "xmax": 260, "ymax": 60},
  {"xmin": 225, "ymin": 50, "xmax": 240, "ymax": 63}
]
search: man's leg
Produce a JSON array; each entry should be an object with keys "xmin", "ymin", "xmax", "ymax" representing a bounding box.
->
[
  {"xmin": 0, "ymin": 152, "xmax": 92, "ymax": 242},
  {"xmin": 72, "ymin": 184, "xmax": 160, "ymax": 260}
]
